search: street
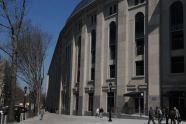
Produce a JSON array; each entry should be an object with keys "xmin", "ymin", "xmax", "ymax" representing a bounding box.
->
[{"xmin": 10, "ymin": 112, "xmax": 185, "ymax": 124}]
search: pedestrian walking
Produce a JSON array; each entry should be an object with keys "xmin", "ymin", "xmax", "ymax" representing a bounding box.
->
[
  {"xmin": 165, "ymin": 107, "xmax": 170, "ymax": 124},
  {"xmin": 170, "ymin": 107, "xmax": 176, "ymax": 124},
  {"xmin": 95, "ymin": 108, "xmax": 99, "ymax": 117},
  {"xmin": 157, "ymin": 107, "xmax": 163, "ymax": 124},
  {"xmin": 15, "ymin": 107, "xmax": 21, "ymax": 122},
  {"xmin": 40, "ymin": 105, "xmax": 45, "ymax": 120},
  {"xmin": 99, "ymin": 108, "xmax": 103, "ymax": 118},
  {"xmin": 162, "ymin": 108, "xmax": 166, "ymax": 120},
  {"xmin": 174, "ymin": 107, "xmax": 181, "ymax": 124},
  {"xmin": 148, "ymin": 107, "xmax": 156, "ymax": 124}
]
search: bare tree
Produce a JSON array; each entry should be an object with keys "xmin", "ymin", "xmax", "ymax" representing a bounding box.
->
[
  {"xmin": 17, "ymin": 22, "xmax": 51, "ymax": 115},
  {"xmin": 0, "ymin": 0, "xmax": 27, "ymax": 121}
]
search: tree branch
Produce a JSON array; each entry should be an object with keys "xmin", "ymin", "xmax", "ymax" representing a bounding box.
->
[
  {"xmin": 0, "ymin": 45, "xmax": 12, "ymax": 57},
  {"xmin": 0, "ymin": 23, "xmax": 10, "ymax": 29},
  {"xmin": 1, "ymin": 0, "xmax": 14, "ymax": 31},
  {"xmin": 17, "ymin": 0, "xmax": 26, "ymax": 34},
  {"xmin": 16, "ymin": 74, "xmax": 30, "ymax": 85}
]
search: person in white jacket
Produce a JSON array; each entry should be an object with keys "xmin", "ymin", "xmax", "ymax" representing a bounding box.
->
[
  {"xmin": 95, "ymin": 108, "xmax": 99, "ymax": 117},
  {"xmin": 174, "ymin": 107, "xmax": 181, "ymax": 124},
  {"xmin": 40, "ymin": 106, "xmax": 45, "ymax": 120}
]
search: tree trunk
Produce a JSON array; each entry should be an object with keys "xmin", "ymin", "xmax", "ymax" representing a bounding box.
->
[
  {"xmin": 8, "ymin": 36, "xmax": 17, "ymax": 122},
  {"xmin": 37, "ymin": 88, "xmax": 41, "ymax": 115}
]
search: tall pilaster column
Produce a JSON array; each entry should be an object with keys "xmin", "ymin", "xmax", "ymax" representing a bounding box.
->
[
  {"xmin": 93, "ymin": 1, "xmax": 105, "ymax": 114},
  {"xmin": 78, "ymin": 18, "xmax": 88, "ymax": 115},
  {"xmin": 69, "ymin": 35, "xmax": 76, "ymax": 115},
  {"xmin": 116, "ymin": 0, "xmax": 128, "ymax": 113},
  {"xmin": 147, "ymin": 0, "xmax": 161, "ymax": 109},
  {"xmin": 58, "ymin": 80, "xmax": 62, "ymax": 114}
]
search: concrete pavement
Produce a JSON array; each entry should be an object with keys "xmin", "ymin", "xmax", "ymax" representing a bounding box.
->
[{"xmin": 9, "ymin": 112, "xmax": 186, "ymax": 124}]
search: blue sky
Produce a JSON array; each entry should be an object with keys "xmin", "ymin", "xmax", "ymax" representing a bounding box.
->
[
  {"xmin": 26, "ymin": 0, "xmax": 81, "ymax": 72},
  {"xmin": 25, "ymin": 0, "xmax": 81, "ymax": 91},
  {"xmin": 0, "ymin": 0, "xmax": 81, "ymax": 91}
]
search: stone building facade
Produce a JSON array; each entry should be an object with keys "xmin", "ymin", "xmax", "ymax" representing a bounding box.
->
[{"xmin": 46, "ymin": 0, "xmax": 186, "ymax": 118}]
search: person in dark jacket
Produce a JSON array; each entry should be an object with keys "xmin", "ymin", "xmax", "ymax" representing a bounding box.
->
[
  {"xmin": 148, "ymin": 107, "xmax": 156, "ymax": 124},
  {"xmin": 170, "ymin": 107, "xmax": 176, "ymax": 124},
  {"xmin": 99, "ymin": 108, "xmax": 103, "ymax": 118},
  {"xmin": 14, "ymin": 107, "xmax": 21, "ymax": 122},
  {"xmin": 165, "ymin": 107, "xmax": 170, "ymax": 124}
]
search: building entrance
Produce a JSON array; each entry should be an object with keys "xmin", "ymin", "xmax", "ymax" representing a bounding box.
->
[
  {"xmin": 167, "ymin": 91, "xmax": 185, "ymax": 119},
  {"xmin": 75, "ymin": 93, "xmax": 79, "ymax": 115},
  {"xmin": 124, "ymin": 91, "xmax": 144, "ymax": 115},
  {"xmin": 135, "ymin": 97, "xmax": 144, "ymax": 113},
  {"xmin": 107, "ymin": 92, "xmax": 115, "ymax": 112}
]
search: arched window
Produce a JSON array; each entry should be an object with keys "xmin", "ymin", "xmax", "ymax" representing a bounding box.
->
[
  {"xmin": 77, "ymin": 36, "xmax": 81, "ymax": 82},
  {"xmin": 109, "ymin": 21, "xmax": 116, "ymax": 78},
  {"xmin": 91, "ymin": 30, "xmax": 96, "ymax": 50},
  {"xmin": 135, "ymin": 12, "xmax": 144, "ymax": 76},
  {"xmin": 109, "ymin": 21, "xmax": 116, "ymax": 60},
  {"xmin": 170, "ymin": 1, "xmax": 184, "ymax": 73},
  {"xmin": 91, "ymin": 30, "xmax": 96, "ymax": 64},
  {"xmin": 170, "ymin": 1, "xmax": 184, "ymax": 50},
  {"xmin": 91, "ymin": 29, "xmax": 96, "ymax": 80},
  {"xmin": 135, "ymin": 12, "xmax": 144, "ymax": 37},
  {"xmin": 135, "ymin": 12, "xmax": 144, "ymax": 56},
  {"xmin": 170, "ymin": 1, "xmax": 183, "ymax": 29},
  {"xmin": 109, "ymin": 21, "xmax": 116, "ymax": 44}
]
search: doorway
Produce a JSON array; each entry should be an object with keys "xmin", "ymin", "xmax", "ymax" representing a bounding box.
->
[
  {"xmin": 107, "ymin": 92, "xmax": 115, "ymax": 112},
  {"xmin": 135, "ymin": 97, "xmax": 144, "ymax": 113},
  {"xmin": 168, "ymin": 91, "xmax": 186, "ymax": 119}
]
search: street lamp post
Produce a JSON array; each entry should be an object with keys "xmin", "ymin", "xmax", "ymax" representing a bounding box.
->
[
  {"xmin": 23, "ymin": 86, "xmax": 27, "ymax": 120},
  {"xmin": 108, "ymin": 82, "xmax": 112, "ymax": 122}
]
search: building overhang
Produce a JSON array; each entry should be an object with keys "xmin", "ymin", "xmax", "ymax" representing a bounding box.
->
[{"xmin": 123, "ymin": 91, "xmax": 144, "ymax": 98}]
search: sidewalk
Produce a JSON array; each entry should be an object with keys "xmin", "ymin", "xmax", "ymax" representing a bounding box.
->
[{"xmin": 8, "ymin": 112, "xmax": 186, "ymax": 124}]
